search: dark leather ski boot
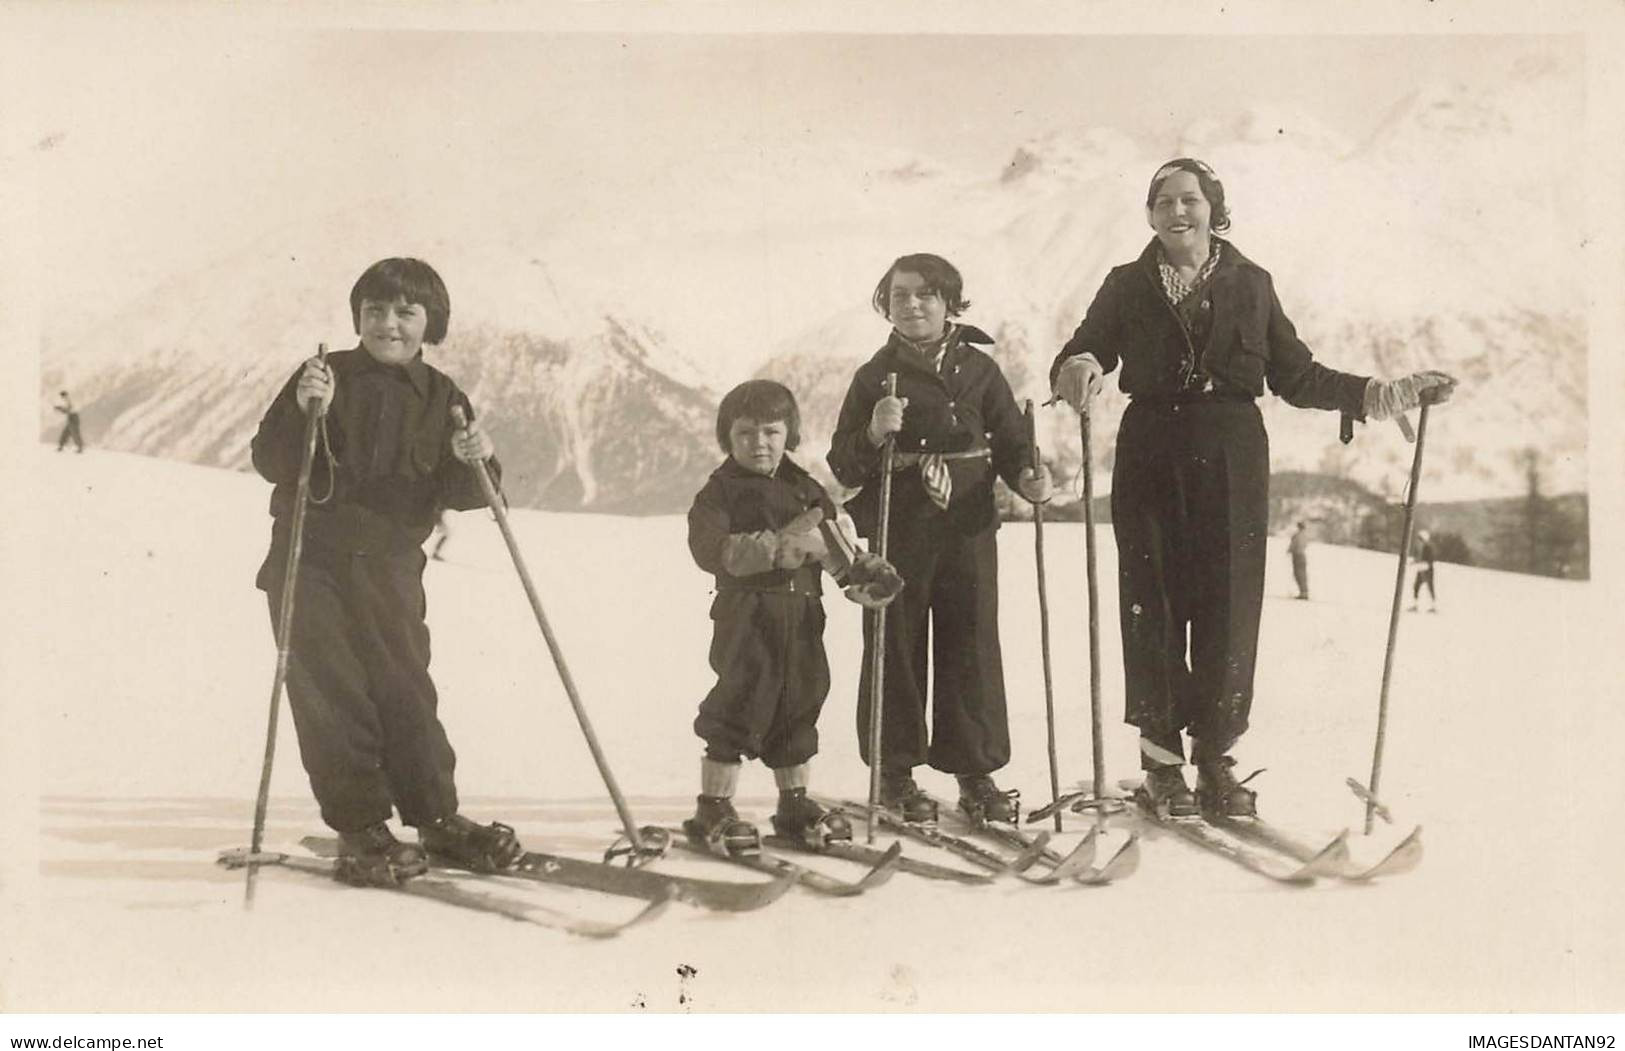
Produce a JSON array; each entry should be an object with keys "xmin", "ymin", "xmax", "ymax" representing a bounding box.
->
[
  {"xmin": 879, "ymin": 769, "xmax": 938, "ymax": 825},
  {"xmin": 956, "ymin": 774, "xmax": 1020, "ymax": 825},
  {"xmin": 419, "ymin": 814, "xmax": 524, "ymax": 873},
  {"xmin": 1196, "ymin": 756, "xmax": 1259, "ymax": 818},
  {"xmin": 682, "ymin": 795, "xmax": 761, "ymax": 857},
  {"xmin": 770, "ymin": 788, "xmax": 852, "ymax": 848},
  {"xmin": 335, "ymin": 822, "xmax": 429, "ymax": 886},
  {"xmin": 1138, "ymin": 765, "xmax": 1200, "ymax": 818}
]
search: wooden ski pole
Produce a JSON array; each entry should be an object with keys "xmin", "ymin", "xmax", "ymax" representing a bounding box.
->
[
  {"xmin": 1027, "ymin": 401, "xmax": 1062, "ymax": 832},
  {"xmin": 246, "ymin": 343, "xmax": 328, "ymax": 907},
  {"xmin": 864, "ymin": 373, "xmax": 899, "ymax": 844},
  {"xmin": 1079, "ymin": 408, "xmax": 1106, "ymax": 807},
  {"xmin": 1361, "ymin": 399, "xmax": 1433, "ymax": 834},
  {"xmin": 450, "ymin": 406, "xmax": 651, "ymax": 860}
]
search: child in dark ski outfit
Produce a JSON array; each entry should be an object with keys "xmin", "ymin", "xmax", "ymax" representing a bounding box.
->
[
  {"xmin": 251, "ymin": 257, "xmax": 522, "ymax": 885},
  {"xmin": 828, "ymin": 254, "xmax": 1052, "ymax": 826},
  {"xmin": 686, "ymin": 380, "xmax": 902, "ymax": 852}
]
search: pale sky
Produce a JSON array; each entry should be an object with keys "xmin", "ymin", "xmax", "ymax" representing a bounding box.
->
[{"xmin": 2, "ymin": 13, "xmax": 1582, "ymax": 347}]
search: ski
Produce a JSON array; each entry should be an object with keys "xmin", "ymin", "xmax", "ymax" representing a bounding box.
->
[
  {"xmin": 664, "ymin": 828, "xmax": 901, "ymax": 897},
  {"xmin": 301, "ymin": 835, "xmax": 792, "ymax": 913},
  {"xmin": 929, "ymin": 795, "xmax": 1103, "ymax": 885},
  {"xmin": 824, "ymin": 798, "xmax": 1049, "ymax": 874},
  {"xmin": 1208, "ymin": 814, "xmax": 1422, "ymax": 881},
  {"xmin": 762, "ymin": 834, "xmax": 995, "ymax": 886},
  {"xmin": 1124, "ymin": 793, "xmax": 1339, "ymax": 885},
  {"xmin": 221, "ymin": 847, "xmax": 671, "ymax": 938},
  {"xmin": 1016, "ymin": 790, "xmax": 1144, "ymax": 885}
]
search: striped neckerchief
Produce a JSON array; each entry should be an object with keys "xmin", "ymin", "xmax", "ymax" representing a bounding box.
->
[
  {"xmin": 896, "ymin": 324, "xmax": 958, "ymax": 375},
  {"xmin": 1156, "ymin": 239, "xmax": 1222, "ymax": 305}
]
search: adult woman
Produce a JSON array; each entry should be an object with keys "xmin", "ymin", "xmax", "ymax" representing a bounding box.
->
[
  {"xmin": 829, "ymin": 253, "xmax": 1051, "ymax": 824},
  {"xmin": 1050, "ymin": 159, "xmax": 1454, "ymax": 818}
]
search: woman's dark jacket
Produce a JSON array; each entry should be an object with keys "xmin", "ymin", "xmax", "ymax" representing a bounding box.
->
[{"xmin": 1049, "ymin": 239, "xmax": 1369, "ymax": 418}]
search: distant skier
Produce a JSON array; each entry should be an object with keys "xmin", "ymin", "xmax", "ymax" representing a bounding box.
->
[
  {"xmin": 55, "ymin": 390, "xmax": 84, "ymax": 453},
  {"xmin": 686, "ymin": 379, "xmax": 902, "ymax": 853},
  {"xmin": 828, "ymin": 253, "xmax": 1052, "ymax": 826},
  {"xmin": 1288, "ymin": 520, "xmax": 1311, "ymax": 600},
  {"xmin": 1410, "ymin": 529, "xmax": 1438, "ymax": 612},
  {"xmin": 1050, "ymin": 157, "xmax": 1457, "ymax": 819},
  {"xmin": 251, "ymin": 256, "xmax": 522, "ymax": 885}
]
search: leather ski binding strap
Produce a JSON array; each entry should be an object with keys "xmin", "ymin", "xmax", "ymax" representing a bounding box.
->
[{"xmin": 603, "ymin": 825, "xmax": 673, "ymax": 868}]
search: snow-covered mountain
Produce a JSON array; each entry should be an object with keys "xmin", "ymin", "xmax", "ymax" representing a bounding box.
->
[{"xmin": 41, "ymin": 68, "xmax": 1584, "ymax": 511}]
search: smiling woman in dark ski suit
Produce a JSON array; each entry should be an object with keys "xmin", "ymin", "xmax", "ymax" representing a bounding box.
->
[
  {"xmin": 1050, "ymin": 158, "xmax": 1457, "ymax": 819},
  {"xmin": 829, "ymin": 253, "xmax": 1052, "ymax": 826}
]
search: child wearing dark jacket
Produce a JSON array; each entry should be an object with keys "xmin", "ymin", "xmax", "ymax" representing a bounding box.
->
[
  {"xmin": 251, "ymin": 257, "xmax": 521, "ymax": 885},
  {"xmin": 827, "ymin": 253, "xmax": 1052, "ymax": 826},
  {"xmin": 685, "ymin": 380, "xmax": 901, "ymax": 853}
]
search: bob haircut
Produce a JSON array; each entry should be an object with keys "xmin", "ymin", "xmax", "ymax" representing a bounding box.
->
[
  {"xmin": 715, "ymin": 379, "xmax": 801, "ymax": 453},
  {"xmin": 870, "ymin": 253, "xmax": 971, "ymax": 320},
  {"xmin": 350, "ymin": 257, "xmax": 452, "ymax": 345},
  {"xmin": 1145, "ymin": 158, "xmax": 1232, "ymax": 235}
]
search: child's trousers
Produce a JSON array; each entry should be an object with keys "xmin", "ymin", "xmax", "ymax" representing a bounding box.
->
[
  {"xmin": 264, "ymin": 547, "xmax": 460, "ymax": 832},
  {"xmin": 694, "ymin": 582, "xmax": 829, "ymax": 769}
]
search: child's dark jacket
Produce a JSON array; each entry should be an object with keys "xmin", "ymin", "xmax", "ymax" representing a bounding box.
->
[
  {"xmin": 827, "ymin": 325, "xmax": 1030, "ymax": 539},
  {"xmin": 252, "ymin": 347, "xmax": 498, "ymax": 581},
  {"xmin": 686, "ymin": 455, "xmax": 838, "ymax": 767}
]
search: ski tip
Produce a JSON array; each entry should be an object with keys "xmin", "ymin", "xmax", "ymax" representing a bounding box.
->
[{"xmin": 217, "ymin": 848, "xmax": 284, "ymax": 869}]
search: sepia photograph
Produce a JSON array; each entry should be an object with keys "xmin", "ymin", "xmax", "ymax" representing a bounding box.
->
[{"xmin": 2, "ymin": 1, "xmax": 1621, "ymax": 1045}]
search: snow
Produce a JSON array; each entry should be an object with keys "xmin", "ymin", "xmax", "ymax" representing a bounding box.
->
[{"xmin": 6, "ymin": 446, "xmax": 1623, "ymax": 1017}]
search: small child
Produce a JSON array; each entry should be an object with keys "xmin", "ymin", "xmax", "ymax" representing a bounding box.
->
[
  {"xmin": 685, "ymin": 379, "xmax": 901, "ymax": 853},
  {"xmin": 250, "ymin": 257, "xmax": 521, "ymax": 885}
]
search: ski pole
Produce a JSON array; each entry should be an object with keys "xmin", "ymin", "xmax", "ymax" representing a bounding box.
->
[
  {"xmin": 1358, "ymin": 398, "xmax": 1434, "ymax": 834},
  {"xmin": 450, "ymin": 406, "xmax": 652, "ymax": 860},
  {"xmin": 864, "ymin": 373, "xmax": 899, "ymax": 844},
  {"xmin": 1079, "ymin": 407, "xmax": 1106, "ymax": 808},
  {"xmin": 246, "ymin": 342, "xmax": 328, "ymax": 907},
  {"xmin": 1027, "ymin": 401, "xmax": 1062, "ymax": 832}
]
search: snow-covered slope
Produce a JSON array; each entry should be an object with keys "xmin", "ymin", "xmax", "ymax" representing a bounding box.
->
[{"xmin": 8, "ymin": 448, "xmax": 1620, "ymax": 1013}]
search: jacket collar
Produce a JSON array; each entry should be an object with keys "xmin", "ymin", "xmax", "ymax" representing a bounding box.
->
[
  {"xmin": 714, "ymin": 452, "xmax": 813, "ymax": 486},
  {"xmin": 352, "ymin": 344, "xmax": 431, "ymax": 399},
  {"xmin": 1136, "ymin": 236, "xmax": 1252, "ymax": 281},
  {"xmin": 871, "ymin": 322, "xmax": 994, "ymax": 379}
]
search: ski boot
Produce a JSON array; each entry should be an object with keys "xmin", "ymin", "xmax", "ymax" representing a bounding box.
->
[
  {"xmin": 770, "ymin": 788, "xmax": 852, "ymax": 848},
  {"xmin": 879, "ymin": 769, "xmax": 938, "ymax": 825},
  {"xmin": 419, "ymin": 814, "xmax": 524, "ymax": 873},
  {"xmin": 956, "ymin": 774, "xmax": 1020, "ymax": 825},
  {"xmin": 1137, "ymin": 765, "xmax": 1200, "ymax": 818},
  {"xmin": 334, "ymin": 822, "xmax": 429, "ymax": 886},
  {"xmin": 1195, "ymin": 756, "xmax": 1259, "ymax": 818},
  {"xmin": 682, "ymin": 795, "xmax": 761, "ymax": 857}
]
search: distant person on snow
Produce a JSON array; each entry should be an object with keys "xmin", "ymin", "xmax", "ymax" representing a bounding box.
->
[
  {"xmin": 685, "ymin": 379, "xmax": 902, "ymax": 853},
  {"xmin": 1050, "ymin": 158, "xmax": 1457, "ymax": 819},
  {"xmin": 828, "ymin": 253, "xmax": 1052, "ymax": 826},
  {"xmin": 55, "ymin": 390, "xmax": 84, "ymax": 453},
  {"xmin": 251, "ymin": 256, "xmax": 522, "ymax": 886},
  {"xmin": 1288, "ymin": 520, "xmax": 1312, "ymax": 600},
  {"xmin": 1410, "ymin": 529, "xmax": 1438, "ymax": 613}
]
